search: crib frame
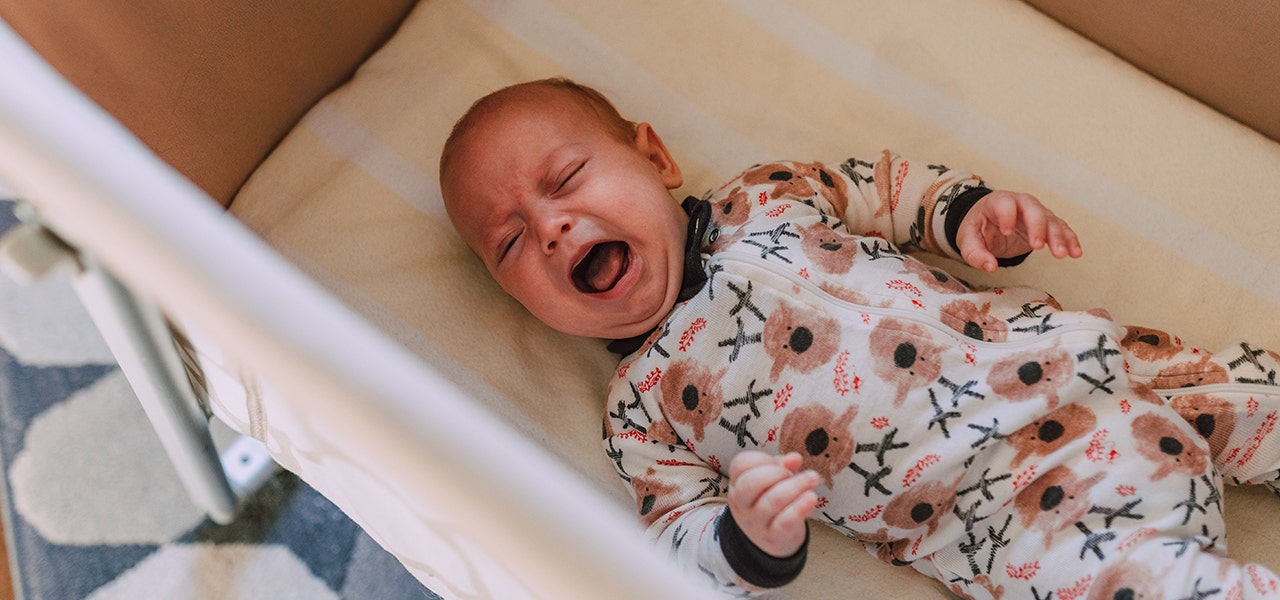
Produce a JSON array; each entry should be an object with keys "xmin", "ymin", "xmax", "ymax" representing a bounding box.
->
[
  {"xmin": 0, "ymin": 203, "xmax": 279, "ymax": 525},
  {"xmin": 0, "ymin": 16, "xmax": 717, "ymax": 600}
]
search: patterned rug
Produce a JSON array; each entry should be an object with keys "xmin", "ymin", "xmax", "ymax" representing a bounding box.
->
[{"xmin": 0, "ymin": 199, "xmax": 438, "ymax": 599}]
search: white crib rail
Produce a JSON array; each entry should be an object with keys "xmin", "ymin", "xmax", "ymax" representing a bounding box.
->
[{"xmin": 0, "ymin": 19, "xmax": 719, "ymax": 600}]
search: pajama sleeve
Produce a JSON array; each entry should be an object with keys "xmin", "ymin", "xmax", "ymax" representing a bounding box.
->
[
  {"xmin": 604, "ymin": 376, "xmax": 804, "ymax": 595},
  {"xmin": 720, "ymin": 150, "xmax": 992, "ymax": 262}
]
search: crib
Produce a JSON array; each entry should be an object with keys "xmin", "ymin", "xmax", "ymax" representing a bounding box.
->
[{"xmin": 2, "ymin": 1, "xmax": 1279, "ymax": 598}]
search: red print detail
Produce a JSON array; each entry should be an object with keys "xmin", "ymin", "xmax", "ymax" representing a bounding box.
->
[
  {"xmin": 1086, "ymin": 429, "xmax": 1117, "ymax": 463},
  {"xmin": 638, "ymin": 367, "xmax": 662, "ymax": 393},
  {"xmin": 1116, "ymin": 527, "xmax": 1156, "ymax": 552},
  {"xmin": 1012, "ymin": 466, "xmax": 1037, "ymax": 490},
  {"xmin": 656, "ymin": 458, "xmax": 700, "ymax": 467},
  {"xmin": 833, "ymin": 351, "xmax": 855, "ymax": 396},
  {"xmin": 1225, "ymin": 447, "xmax": 1241, "ymax": 465},
  {"xmin": 773, "ymin": 384, "xmax": 794, "ymax": 412},
  {"xmin": 886, "ymin": 279, "xmax": 922, "ymax": 296},
  {"xmin": 679, "ymin": 318, "xmax": 706, "ymax": 352},
  {"xmin": 1238, "ymin": 411, "xmax": 1278, "ymax": 467},
  {"xmin": 850, "ymin": 504, "xmax": 883, "ymax": 522},
  {"xmin": 767, "ymin": 426, "xmax": 778, "ymax": 443},
  {"xmin": 1057, "ymin": 575, "xmax": 1094, "ymax": 600},
  {"xmin": 1006, "ymin": 562, "xmax": 1040, "ymax": 580},
  {"xmin": 708, "ymin": 455, "xmax": 722, "ymax": 472},
  {"xmin": 871, "ymin": 417, "xmax": 890, "ymax": 429},
  {"xmin": 765, "ymin": 204, "xmax": 791, "ymax": 218},
  {"xmin": 1116, "ymin": 485, "xmax": 1136, "ymax": 497},
  {"xmin": 860, "ymin": 313, "xmax": 872, "ymax": 325},
  {"xmin": 903, "ymin": 454, "xmax": 940, "ymax": 487},
  {"xmin": 1119, "ymin": 399, "xmax": 1131, "ymax": 414},
  {"xmin": 616, "ymin": 364, "xmax": 630, "ymax": 379},
  {"xmin": 618, "ymin": 430, "xmax": 648, "ymax": 443},
  {"xmin": 663, "ymin": 510, "xmax": 685, "ymax": 525},
  {"xmin": 758, "ymin": 191, "xmax": 769, "ymax": 206},
  {"xmin": 1249, "ymin": 397, "xmax": 1260, "ymax": 418},
  {"xmin": 798, "ymin": 267, "xmax": 810, "ymax": 279},
  {"xmin": 815, "ymin": 496, "xmax": 829, "ymax": 509},
  {"xmin": 891, "ymin": 161, "xmax": 909, "ymax": 211},
  {"xmin": 1225, "ymin": 581, "xmax": 1244, "ymax": 600},
  {"xmin": 1249, "ymin": 564, "xmax": 1280, "ymax": 594}
]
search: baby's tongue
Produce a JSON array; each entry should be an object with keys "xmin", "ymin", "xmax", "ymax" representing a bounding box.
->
[{"xmin": 582, "ymin": 242, "xmax": 628, "ymax": 292}]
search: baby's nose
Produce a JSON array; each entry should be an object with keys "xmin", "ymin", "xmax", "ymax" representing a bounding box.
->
[{"xmin": 543, "ymin": 222, "xmax": 571, "ymax": 253}]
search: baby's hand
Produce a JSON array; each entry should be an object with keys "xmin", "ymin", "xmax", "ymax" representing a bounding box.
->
[
  {"xmin": 727, "ymin": 451, "xmax": 819, "ymax": 558},
  {"xmin": 956, "ymin": 190, "xmax": 1083, "ymax": 273}
]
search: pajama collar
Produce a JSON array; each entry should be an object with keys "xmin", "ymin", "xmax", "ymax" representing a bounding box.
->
[{"xmin": 607, "ymin": 196, "xmax": 711, "ymax": 356}]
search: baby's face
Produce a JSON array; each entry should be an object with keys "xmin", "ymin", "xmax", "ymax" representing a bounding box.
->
[{"xmin": 443, "ymin": 91, "xmax": 687, "ymax": 339}]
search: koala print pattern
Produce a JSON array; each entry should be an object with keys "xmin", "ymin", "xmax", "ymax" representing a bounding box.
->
[{"xmin": 603, "ymin": 153, "xmax": 1280, "ymax": 598}]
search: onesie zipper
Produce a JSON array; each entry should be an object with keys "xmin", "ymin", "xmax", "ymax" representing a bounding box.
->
[
  {"xmin": 707, "ymin": 252, "xmax": 1120, "ymax": 352},
  {"xmin": 1149, "ymin": 382, "xmax": 1280, "ymax": 397}
]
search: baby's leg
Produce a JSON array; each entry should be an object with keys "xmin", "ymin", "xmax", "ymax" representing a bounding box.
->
[
  {"xmin": 1120, "ymin": 326, "xmax": 1280, "ymax": 488},
  {"xmin": 923, "ymin": 387, "xmax": 1280, "ymax": 600}
]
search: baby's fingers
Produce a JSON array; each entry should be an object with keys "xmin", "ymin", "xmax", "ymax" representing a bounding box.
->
[
  {"xmin": 1046, "ymin": 218, "xmax": 1084, "ymax": 259},
  {"xmin": 755, "ymin": 470, "xmax": 820, "ymax": 516}
]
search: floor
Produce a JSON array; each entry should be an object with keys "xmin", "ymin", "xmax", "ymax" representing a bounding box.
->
[{"xmin": 0, "ymin": 521, "xmax": 12, "ymax": 600}]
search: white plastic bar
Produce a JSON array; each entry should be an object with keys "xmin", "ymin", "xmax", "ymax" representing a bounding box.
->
[
  {"xmin": 0, "ymin": 18, "xmax": 718, "ymax": 600},
  {"xmin": 69, "ymin": 255, "xmax": 240, "ymax": 524}
]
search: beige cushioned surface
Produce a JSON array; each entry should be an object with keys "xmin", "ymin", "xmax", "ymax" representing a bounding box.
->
[{"xmin": 222, "ymin": 0, "xmax": 1280, "ymax": 597}]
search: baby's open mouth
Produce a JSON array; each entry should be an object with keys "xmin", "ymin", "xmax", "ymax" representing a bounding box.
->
[{"xmin": 572, "ymin": 241, "xmax": 630, "ymax": 294}]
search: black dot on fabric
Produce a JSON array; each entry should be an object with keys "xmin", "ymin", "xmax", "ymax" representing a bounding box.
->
[
  {"xmin": 819, "ymin": 169, "xmax": 836, "ymax": 188},
  {"xmin": 722, "ymin": 202, "xmax": 734, "ymax": 215},
  {"xmin": 1040, "ymin": 485, "xmax": 1065, "ymax": 511},
  {"xmin": 894, "ymin": 342, "xmax": 918, "ymax": 369},
  {"xmin": 805, "ymin": 428, "xmax": 830, "ymax": 456},
  {"xmin": 930, "ymin": 270, "xmax": 950, "ymax": 284},
  {"xmin": 682, "ymin": 385, "xmax": 700, "ymax": 411},
  {"xmin": 789, "ymin": 327, "xmax": 814, "ymax": 354},
  {"xmin": 769, "ymin": 171, "xmax": 793, "ymax": 182},
  {"xmin": 1038, "ymin": 420, "xmax": 1065, "ymax": 443},
  {"xmin": 1018, "ymin": 361, "xmax": 1044, "ymax": 386},
  {"xmin": 640, "ymin": 494, "xmax": 656, "ymax": 515},
  {"xmin": 964, "ymin": 322, "xmax": 984, "ymax": 340},
  {"xmin": 1195, "ymin": 413, "xmax": 1216, "ymax": 438},
  {"xmin": 1138, "ymin": 334, "xmax": 1161, "ymax": 346},
  {"xmin": 1114, "ymin": 588, "xmax": 1135, "ymax": 600},
  {"xmin": 1159, "ymin": 436, "xmax": 1184, "ymax": 456},
  {"xmin": 910, "ymin": 502, "xmax": 934, "ymax": 523}
]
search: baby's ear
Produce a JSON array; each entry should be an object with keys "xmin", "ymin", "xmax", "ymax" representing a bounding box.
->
[{"xmin": 634, "ymin": 122, "xmax": 683, "ymax": 189}]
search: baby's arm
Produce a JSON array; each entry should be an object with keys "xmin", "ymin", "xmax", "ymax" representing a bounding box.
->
[
  {"xmin": 726, "ymin": 152, "xmax": 1082, "ymax": 269},
  {"xmin": 605, "ymin": 383, "xmax": 811, "ymax": 593}
]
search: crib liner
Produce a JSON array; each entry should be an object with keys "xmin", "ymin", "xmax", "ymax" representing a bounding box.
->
[{"xmin": 217, "ymin": 0, "xmax": 1280, "ymax": 597}]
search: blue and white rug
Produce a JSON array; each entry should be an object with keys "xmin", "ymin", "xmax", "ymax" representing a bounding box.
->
[{"xmin": 0, "ymin": 200, "xmax": 438, "ymax": 599}]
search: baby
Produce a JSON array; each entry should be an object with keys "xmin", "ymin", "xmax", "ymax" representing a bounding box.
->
[{"xmin": 441, "ymin": 78, "xmax": 1280, "ymax": 599}]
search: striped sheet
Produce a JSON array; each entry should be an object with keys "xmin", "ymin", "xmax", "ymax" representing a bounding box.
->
[{"xmin": 223, "ymin": 1, "xmax": 1280, "ymax": 597}]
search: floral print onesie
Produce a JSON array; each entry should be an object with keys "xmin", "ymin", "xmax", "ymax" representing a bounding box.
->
[{"xmin": 603, "ymin": 151, "xmax": 1280, "ymax": 599}]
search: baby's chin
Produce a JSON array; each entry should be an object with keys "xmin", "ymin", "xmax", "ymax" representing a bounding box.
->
[{"xmin": 550, "ymin": 298, "xmax": 673, "ymax": 341}]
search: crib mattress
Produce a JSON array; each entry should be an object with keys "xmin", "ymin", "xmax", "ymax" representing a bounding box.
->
[{"xmin": 209, "ymin": 0, "xmax": 1280, "ymax": 597}]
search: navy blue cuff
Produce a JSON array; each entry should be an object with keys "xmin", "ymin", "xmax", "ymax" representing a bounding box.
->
[
  {"xmin": 943, "ymin": 186, "xmax": 1031, "ymax": 267},
  {"xmin": 717, "ymin": 507, "xmax": 808, "ymax": 589}
]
